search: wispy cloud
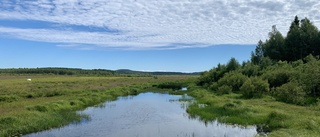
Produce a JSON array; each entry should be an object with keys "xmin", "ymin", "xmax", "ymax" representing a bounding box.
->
[{"xmin": 0, "ymin": 0, "xmax": 320, "ymax": 50}]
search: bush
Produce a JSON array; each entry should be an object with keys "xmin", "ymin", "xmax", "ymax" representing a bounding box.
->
[
  {"xmin": 274, "ymin": 81, "xmax": 306, "ymax": 105},
  {"xmin": 157, "ymin": 82, "xmax": 183, "ymax": 90},
  {"xmin": 240, "ymin": 77, "xmax": 270, "ymax": 98},
  {"xmin": 299, "ymin": 56, "xmax": 320, "ymax": 97},
  {"xmin": 0, "ymin": 95, "xmax": 19, "ymax": 102},
  {"xmin": 241, "ymin": 63, "xmax": 261, "ymax": 77},
  {"xmin": 216, "ymin": 85, "xmax": 232, "ymax": 95},
  {"xmin": 197, "ymin": 64, "xmax": 228, "ymax": 87},
  {"xmin": 263, "ymin": 111, "xmax": 289, "ymax": 132},
  {"xmin": 217, "ymin": 71, "xmax": 248, "ymax": 91},
  {"xmin": 209, "ymin": 82, "xmax": 219, "ymax": 91},
  {"xmin": 262, "ymin": 69, "xmax": 295, "ymax": 88}
]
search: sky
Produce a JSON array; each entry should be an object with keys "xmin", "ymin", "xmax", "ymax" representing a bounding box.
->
[{"xmin": 1, "ymin": 0, "xmax": 320, "ymax": 72}]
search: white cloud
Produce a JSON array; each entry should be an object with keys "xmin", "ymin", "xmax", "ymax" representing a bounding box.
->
[{"xmin": 0, "ymin": 0, "xmax": 320, "ymax": 50}]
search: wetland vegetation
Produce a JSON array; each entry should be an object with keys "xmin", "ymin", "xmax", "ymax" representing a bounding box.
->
[{"xmin": 0, "ymin": 75, "xmax": 193, "ymax": 136}]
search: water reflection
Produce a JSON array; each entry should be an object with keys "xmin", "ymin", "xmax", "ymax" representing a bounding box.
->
[
  {"xmin": 24, "ymin": 92, "xmax": 257, "ymax": 137},
  {"xmin": 181, "ymin": 87, "xmax": 188, "ymax": 91}
]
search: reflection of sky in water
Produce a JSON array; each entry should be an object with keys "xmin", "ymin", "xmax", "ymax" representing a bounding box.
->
[{"xmin": 24, "ymin": 92, "xmax": 257, "ymax": 137}]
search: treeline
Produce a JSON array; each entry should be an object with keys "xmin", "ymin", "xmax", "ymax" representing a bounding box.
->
[
  {"xmin": 115, "ymin": 69, "xmax": 200, "ymax": 76},
  {"xmin": 252, "ymin": 16, "xmax": 320, "ymax": 63},
  {"xmin": 197, "ymin": 16, "xmax": 320, "ymax": 105},
  {"xmin": 0, "ymin": 68, "xmax": 199, "ymax": 76},
  {"xmin": 0, "ymin": 68, "xmax": 116, "ymax": 76}
]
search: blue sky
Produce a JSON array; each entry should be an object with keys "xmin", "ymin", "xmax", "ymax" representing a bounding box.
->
[
  {"xmin": 0, "ymin": 37, "xmax": 254, "ymax": 72},
  {"xmin": 1, "ymin": 0, "xmax": 320, "ymax": 72}
]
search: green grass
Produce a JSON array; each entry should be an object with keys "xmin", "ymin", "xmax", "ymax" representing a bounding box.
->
[
  {"xmin": 0, "ymin": 75, "xmax": 194, "ymax": 137},
  {"xmin": 186, "ymin": 88, "xmax": 320, "ymax": 137}
]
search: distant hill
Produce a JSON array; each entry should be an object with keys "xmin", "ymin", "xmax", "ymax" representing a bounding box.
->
[
  {"xmin": 0, "ymin": 68, "xmax": 200, "ymax": 76},
  {"xmin": 116, "ymin": 69, "xmax": 200, "ymax": 75}
]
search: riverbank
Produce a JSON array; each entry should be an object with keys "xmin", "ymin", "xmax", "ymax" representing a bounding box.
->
[
  {"xmin": 0, "ymin": 75, "xmax": 193, "ymax": 137},
  {"xmin": 185, "ymin": 86, "xmax": 320, "ymax": 137}
]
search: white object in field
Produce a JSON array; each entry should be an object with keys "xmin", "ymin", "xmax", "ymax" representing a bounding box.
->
[{"xmin": 27, "ymin": 79, "xmax": 32, "ymax": 81}]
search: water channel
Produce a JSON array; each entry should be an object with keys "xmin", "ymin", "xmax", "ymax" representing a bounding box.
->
[{"xmin": 24, "ymin": 92, "xmax": 257, "ymax": 137}]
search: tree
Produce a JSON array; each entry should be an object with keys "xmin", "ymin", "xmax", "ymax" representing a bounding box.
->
[
  {"xmin": 226, "ymin": 58, "xmax": 240, "ymax": 72},
  {"xmin": 300, "ymin": 18, "xmax": 319, "ymax": 57},
  {"xmin": 263, "ymin": 25, "xmax": 285, "ymax": 61},
  {"xmin": 316, "ymin": 32, "xmax": 320, "ymax": 55},
  {"xmin": 285, "ymin": 16, "xmax": 302, "ymax": 61},
  {"xmin": 251, "ymin": 40, "xmax": 264, "ymax": 65}
]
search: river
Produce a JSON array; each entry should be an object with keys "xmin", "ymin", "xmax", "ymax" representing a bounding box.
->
[{"xmin": 24, "ymin": 92, "xmax": 257, "ymax": 137}]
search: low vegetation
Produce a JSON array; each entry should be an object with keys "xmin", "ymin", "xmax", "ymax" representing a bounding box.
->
[
  {"xmin": 0, "ymin": 75, "xmax": 192, "ymax": 136},
  {"xmin": 186, "ymin": 88, "xmax": 320, "ymax": 137}
]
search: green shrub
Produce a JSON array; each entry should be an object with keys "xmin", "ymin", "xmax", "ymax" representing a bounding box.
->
[
  {"xmin": 157, "ymin": 82, "xmax": 183, "ymax": 90},
  {"xmin": 217, "ymin": 71, "xmax": 248, "ymax": 91},
  {"xmin": 216, "ymin": 85, "xmax": 232, "ymax": 95},
  {"xmin": 209, "ymin": 82, "xmax": 218, "ymax": 91},
  {"xmin": 240, "ymin": 77, "xmax": 269, "ymax": 98},
  {"xmin": 241, "ymin": 63, "xmax": 261, "ymax": 77},
  {"xmin": 263, "ymin": 111, "xmax": 289, "ymax": 132},
  {"xmin": 0, "ymin": 95, "xmax": 19, "ymax": 102},
  {"xmin": 262, "ymin": 69, "xmax": 294, "ymax": 88},
  {"xmin": 299, "ymin": 56, "xmax": 320, "ymax": 97},
  {"xmin": 274, "ymin": 81, "xmax": 306, "ymax": 105},
  {"xmin": 45, "ymin": 91, "xmax": 63, "ymax": 97},
  {"xmin": 27, "ymin": 105, "xmax": 49, "ymax": 112}
]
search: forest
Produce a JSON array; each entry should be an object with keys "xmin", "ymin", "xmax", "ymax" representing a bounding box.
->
[{"xmin": 197, "ymin": 16, "xmax": 320, "ymax": 105}]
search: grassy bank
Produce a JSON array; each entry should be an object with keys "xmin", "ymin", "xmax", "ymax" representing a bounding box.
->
[
  {"xmin": 0, "ymin": 75, "xmax": 192, "ymax": 137},
  {"xmin": 185, "ymin": 87, "xmax": 320, "ymax": 137}
]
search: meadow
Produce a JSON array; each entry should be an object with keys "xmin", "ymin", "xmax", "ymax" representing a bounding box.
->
[{"xmin": 0, "ymin": 75, "xmax": 191, "ymax": 137}]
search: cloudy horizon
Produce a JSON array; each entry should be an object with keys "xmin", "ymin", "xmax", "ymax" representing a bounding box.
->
[{"xmin": 1, "ymin": 0, "xmax": 320, "ymax": 50}]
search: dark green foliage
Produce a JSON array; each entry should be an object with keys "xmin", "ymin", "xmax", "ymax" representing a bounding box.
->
[
  {"xmin": 156, "ymin": 82, "xmax": 183, "ymax": 90},
  {"xmin": 262, "ymin": 61, "xmax": 295, "ymax": 88},
  {"xmin": 217, "ymin": 71, "xmax": 248, "ymax": 91},
  {"xmin": 260, "ymin": 57, "xmax": 275, "ymax": 68},
  {"xmin": 263, "ymin": 25, "xmax": 285, "ymax": 61},
  {"xmin": 209, "ymin": 82, "xmax": 219, "ymax": 91},
  {"xmin": 226, "ymin": 58, "xmax": 240, "ymax": 72},
  {"xmin": 216, "ymin": 85, "xmax": 232, "ymax": 95},
  {"xmin": 197, "ymin": 58, "xmax": 241, "ymax": 87},
  {"xmin": 263, "ymin": 111, "xmax": 289, "ymax": 132},
  {"xmin": 251, "ymin": 40, "xmax": 264, "ymax": 65},
  {"xmin": 253, "ymin": 16, "xmax": 320, "ymax": 62},
  {"xmin": 240, "ymin": 77, "xmax": 269, "ymax": 98},
  {"xmin": 299, "ymin": 55, "xmax": 320, "ymax": 97},
  {"xmin": 197, "ymin": 64, "xmax": 228, "ymax": 87},
  {"xmin": 0, "ymin": 95, "xmax": 19, "ymax": 102},
  {"xmin": 240, "ymin": 63, "xmax": 261, "ymax": 77},
  {"xmin": 274, "ymin": 81, "xmax": 305, "ymax": 105}
]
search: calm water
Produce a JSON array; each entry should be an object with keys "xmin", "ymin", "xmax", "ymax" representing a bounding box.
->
[{"xmin": 24, "ymin": 92, "xmax": 257, "ymax": 137}]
